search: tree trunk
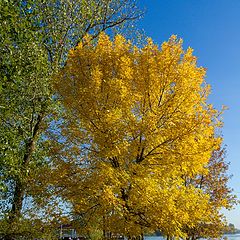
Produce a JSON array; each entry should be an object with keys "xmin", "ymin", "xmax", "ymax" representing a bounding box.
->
[
  {"xmin": 9, "ymin": 179, "xmax": 24, "ymax": 221},
  {"xmin": 6, "ymin": 113, "xmax": 43, "ymax": 239}
]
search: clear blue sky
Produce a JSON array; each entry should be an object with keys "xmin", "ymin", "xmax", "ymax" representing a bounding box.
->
[{"xmin": 138, "ymin": 0, "xmax": 240, "ymax": 228}]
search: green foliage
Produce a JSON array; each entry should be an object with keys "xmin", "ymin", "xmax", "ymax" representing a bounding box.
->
[
  {"xmin": 0, "ymin": 0, "xmax": 50, "ymax": 208},
  {"xmin": 0, "ymin": 0, "xmax": 141, "ymax": 238},
  {"xmin": 2, "ymin": 1, "xmax": 234, "ymax": 239}
]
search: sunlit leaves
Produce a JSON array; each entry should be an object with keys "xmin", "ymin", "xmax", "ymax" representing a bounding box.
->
[
  {"xmin": 55, "ymin": 33, "xmax": 223, "ymax": 238},
  {"xmin": 0, "ymin": 1, "xmax": 141, "ymax": 238}
]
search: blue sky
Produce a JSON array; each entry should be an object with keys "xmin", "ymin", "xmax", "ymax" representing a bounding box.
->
[{"xmin": 138, "ymin": 0, "xmax": 240, "ymax": 228}]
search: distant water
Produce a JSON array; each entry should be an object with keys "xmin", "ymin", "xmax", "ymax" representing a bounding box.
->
[{"xmin": 145, "ymin": 234, "xmax": 240, "ymax": 240}]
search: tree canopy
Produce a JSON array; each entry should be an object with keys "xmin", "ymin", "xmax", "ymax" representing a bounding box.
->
[
  {"xmin": 54, "ymin": 33, "xmax": 228, "ymax": 238},
  {"xmin": 0, "ymin": 1, "xmax": 142, "ymax": 239},
  {"xmin": 0, "ymin": 1, "xmax": 236, "ymax": 239}
]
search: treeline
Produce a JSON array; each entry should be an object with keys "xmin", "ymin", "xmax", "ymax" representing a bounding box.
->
[
  {"xmin": 224, "ymin": 224, "xmax": 240, "ymax": 234},
  {"xmin": 0, "ymin": 1, "xmax": 237, "ymax": 240}
]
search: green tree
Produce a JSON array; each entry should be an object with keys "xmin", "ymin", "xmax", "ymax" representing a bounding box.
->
[{"xmin": 0, "ymin": 1, "xmax": 141, "ymax": 238}]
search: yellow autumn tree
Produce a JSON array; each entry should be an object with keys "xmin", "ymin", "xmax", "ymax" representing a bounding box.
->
[
  {"xmin": 54, "ymin": 33, "xmax": 222, "ymax": 238},
  {"xmin": 180, "ymin": 147, "xmax": 237, "ymax": 240}
]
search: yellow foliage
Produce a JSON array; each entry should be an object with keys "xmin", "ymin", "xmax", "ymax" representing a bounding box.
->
[{"xmin": 54, "ymin": 33, "xmax": 222, "ymax": 238}]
